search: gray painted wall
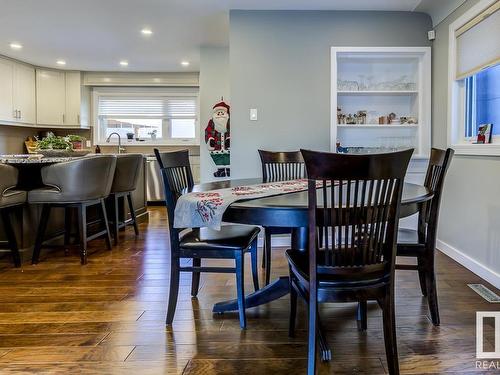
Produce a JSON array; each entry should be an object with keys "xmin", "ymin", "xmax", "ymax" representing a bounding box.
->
[
  {"xmin": 229, "ymin": 10, "xmax": 432, "ymax": 179},
  {"xmin": 199, "ymin": 46, "xmax": 230, "ymax": 182},
  {"xmin": 432, "ymin": 0, "xmax": 500, "ymax": 279}
]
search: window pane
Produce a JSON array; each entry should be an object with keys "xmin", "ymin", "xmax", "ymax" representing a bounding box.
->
[
  {"xmin": 102, "ymin": 118, "xmax": 163, "ymax": 140},
  {"xmin": 465, "ymin": 64, "xmax": 500, "ymax": 136},
  {"xmin": 171, "ymin": 119, "xmax": 196, "ymax": 138}
]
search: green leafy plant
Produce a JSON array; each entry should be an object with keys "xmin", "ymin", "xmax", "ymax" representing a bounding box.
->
[
  {"xmin": 66, "ymin": 134, "xmax": 83, "ymax": 142},
  {"xmin": 36, "ymin": 135, "xmax": 72, "ymax": 150}
]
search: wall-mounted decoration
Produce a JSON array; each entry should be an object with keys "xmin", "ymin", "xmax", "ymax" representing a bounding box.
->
[{"xmin": 205, "ymin": 100, "xmax": 230, "ymax": 178}]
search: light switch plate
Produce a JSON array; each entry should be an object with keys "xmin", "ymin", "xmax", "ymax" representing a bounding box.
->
[{"xmin": 250, "ymin": 108, "xmax": 258, "ymax": 121}]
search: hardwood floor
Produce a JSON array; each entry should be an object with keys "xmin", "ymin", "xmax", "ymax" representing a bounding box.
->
[{"xmin": 0, "ymin": 207, "xmax": 497, "ymax": 374}]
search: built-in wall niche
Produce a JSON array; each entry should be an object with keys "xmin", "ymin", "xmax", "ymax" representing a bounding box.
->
[{"xmin": 331, "ymin": 47, "xmax": 431, "ymax": 158}]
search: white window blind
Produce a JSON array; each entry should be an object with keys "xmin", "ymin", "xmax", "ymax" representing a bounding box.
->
[
  {"xmin": 98, "ymin": 96, "xmax": 197, "ymax": 118},
  {"xmin": 455, "ymin": 1, "xmax": 500, "ymax": 79}
]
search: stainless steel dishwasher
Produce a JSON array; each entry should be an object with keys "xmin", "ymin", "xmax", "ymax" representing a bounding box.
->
[{"xmin": 146, "ymin": 156, "xmax": 164, "ymax": 202}]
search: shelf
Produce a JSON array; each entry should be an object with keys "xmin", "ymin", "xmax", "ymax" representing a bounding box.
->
[
  {"xmin": 337, "ymin": 90, "xmax": 418, "ymax": 95},
  {"xmin": 337, "ymin": 124, "xmax": 419, "ymax": 128}
]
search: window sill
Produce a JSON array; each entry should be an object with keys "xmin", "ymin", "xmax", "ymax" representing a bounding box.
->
[
  {"xmin": 451, "ymin": 143, "xmax": 500, "ymax": 156},
  {"xmin": 99, "ymin": 140, "xmax": 200, "ymax": 147}
]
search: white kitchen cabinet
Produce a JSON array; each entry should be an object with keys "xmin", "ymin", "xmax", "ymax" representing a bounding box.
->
[
  {"xmin": 36, "ymin": 69, "xmax": 88, "ymax": 128},
  {"xmin": 65, "ymin": 71, "xmax": 81, "ymax": 126},
  {"xmin": 36, "ymin": 69, "xmax": 66, "ymax": 126},
  {"xmin": 13, "ymin": 63, "xmax": 36, "ymax": 124},
  {"xmin": 0, "ymin": 57, "xmax": 36, "ymax": 125},
  {"xmin": 0, "ymin": 58, "xmax": 14, "ymax": 122}
]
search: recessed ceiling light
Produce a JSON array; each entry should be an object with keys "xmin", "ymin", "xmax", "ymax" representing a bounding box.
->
[
  {"xmin": 56, "ymin": 60, "xmax": 66, "ymax": 66},
  {"xmin": 141, "ymin": 28, "xmax": 153, "ymax": 36},
  {"xmin": 119, "ymin": 60, "xmax": 129, "ymax": 67},
  {"xmin": 9, "ymin": 42, "xmax": 22, "ymax": 50},
  {"xmin": 181, "ymin": 61, "xmax": 190, "ymax": 67}
]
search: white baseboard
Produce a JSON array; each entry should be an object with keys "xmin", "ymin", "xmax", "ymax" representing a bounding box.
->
[{"xmin": 437, "ymin": 239, "xmax": 500, "ymax": 289}]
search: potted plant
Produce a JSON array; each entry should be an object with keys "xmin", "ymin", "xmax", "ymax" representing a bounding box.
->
[{"xmin": 66, "ymin": 134, "xmax": 84, "ymax": 150}]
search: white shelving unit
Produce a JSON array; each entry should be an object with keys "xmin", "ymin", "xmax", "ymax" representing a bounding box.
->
[{"xmin": 331, "ymin": 47, "xmax": 431, "ymax": 159}]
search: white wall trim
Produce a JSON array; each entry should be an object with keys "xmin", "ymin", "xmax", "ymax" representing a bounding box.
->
[
  {"xmin": 447, "ymin": 0, "xmax": 499, "ymax": 155},
  {"xmin": 437, "ymin": 239, "xmax": 500, "ymax": 289}
]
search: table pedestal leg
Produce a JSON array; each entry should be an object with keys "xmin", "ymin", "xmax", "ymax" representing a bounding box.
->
[{"xmin": 213, "ymin": 276, "xmax": 290, "ymax": 313}]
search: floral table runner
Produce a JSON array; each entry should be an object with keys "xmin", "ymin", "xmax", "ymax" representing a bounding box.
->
[{"xmin": 174, "ymin": 179, "xmax": 313, "ymax": 229}]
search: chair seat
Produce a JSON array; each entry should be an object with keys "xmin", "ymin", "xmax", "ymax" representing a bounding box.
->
[
  {"xmin": 28, "ymin": 187, "xmax": 100, "ymax": 204},
  {"xmin": 0, "ymin": 190, "xmax": 26, "ymax": 208},
  {"xmin": 180, "ymin": 225, "xmax": 260, "ymax": 251},
  {"xmin": 286, "ymin": 249, "xmax": 389, "ymax": 288}
]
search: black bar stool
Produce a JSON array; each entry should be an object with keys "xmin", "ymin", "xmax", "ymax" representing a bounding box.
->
[
  {"xmin": 0, "ymin": 164, "xmax": 26, "ymax": 267},
  {"xmin": 107, "ymin": 154, "xmax": 143, "ymax": 245},
  {"xmin": 29, "ymin": 155, "xmax": 117, "ymax": 265}
]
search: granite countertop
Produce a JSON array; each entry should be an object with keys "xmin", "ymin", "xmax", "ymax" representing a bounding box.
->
[{"xmin": 0, "ymin": 155, "xmax": 81, "ymax": 164}]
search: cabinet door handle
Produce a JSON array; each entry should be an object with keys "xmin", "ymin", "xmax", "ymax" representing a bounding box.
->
[
  {"xmin": 18, "ymin": 110, "xmax": 21, "ymax": 119},
  {"xmin": 62, "ymin": 114, "xmax": 65, "ymax": 124},
  {"xmin": 77, "ymin": 114, "xmax": 80, "ymax": 124}
]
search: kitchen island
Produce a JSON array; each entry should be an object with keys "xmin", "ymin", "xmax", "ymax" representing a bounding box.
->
[{"xmin": 0, "ymin": 155, "xmax": 149, "ymax": 264}]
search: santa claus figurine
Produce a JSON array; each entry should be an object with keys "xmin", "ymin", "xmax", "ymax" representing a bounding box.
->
[{"xmin": 205, "ymin": 100, "xmax": 230, "ymax": 177}]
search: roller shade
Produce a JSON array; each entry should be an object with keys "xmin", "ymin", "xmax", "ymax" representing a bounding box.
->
[
  {"xmin": 455, "ymin": 1, "xmax": 500, "ymax": 79},
  {"xmin": 98, "ymin": 96, "xmax": 197, "ymax": 118}
]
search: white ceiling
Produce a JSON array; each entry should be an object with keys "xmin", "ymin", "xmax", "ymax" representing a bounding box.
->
[{"xmin": 0, "ymin": 0, "xmax": 427, "ymax": 72}]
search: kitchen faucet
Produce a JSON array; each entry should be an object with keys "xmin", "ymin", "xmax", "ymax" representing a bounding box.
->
[{"xmin": 106, "ymin": 132, "xmax": 125, "ymax": 154}]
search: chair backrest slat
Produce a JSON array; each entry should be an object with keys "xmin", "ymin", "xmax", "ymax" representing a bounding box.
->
[
  {"xmin": 258, "ymin": 150, "xmax": 305, "ymax": 183},
  {"xmin": 420, "ymin": 148, "xmax": 454, "ymax": 244},
  {"xmin": 301, "ymin": 149, "xmax": 413, "ymax": 279},
  {"xmin": 154, "ymin": 149, "xmax": 194, "ymax": 239}
]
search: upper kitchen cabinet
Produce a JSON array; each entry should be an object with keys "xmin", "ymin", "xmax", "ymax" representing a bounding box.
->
[
  {"xmin": 36, "ymin": 69, "xmax": 89, "ymax": 128},
  {"xmin": 36, "ymin": 69, "xmax": 65, "ymax": 126},
  {"xmin": 0, "ymin": 58, "xmax": 14, "ymax": 122},
  {"xmin": 13, "ymin": 63, "xmax": 36, "ymax": 124},
  {"xmin": 0, "ymin": 57, "xmax": 36, "ymax": 125}
]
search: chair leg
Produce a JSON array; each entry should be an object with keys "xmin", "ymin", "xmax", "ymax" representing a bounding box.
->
[
  {"xmin": 261, "ymin": 228, "xmax": 267, "ymax": 269},
  {"xmin": 127, "ymin": 193, "xmax": 139, "ymax": 236},
  {"xmin": 264, "ymin": 232, "xmax": 272, "ymax": 286},
  {"xmin": 166, "ymin": 256, "xmax": 180, "ymax": 325},
  {"xmin": 100, "ymin": 199, "xmax": 112, "ymax": 250},
  {"xmin": 112, "ymin": 195, "xmax": 119, "ymax": 246},
  {"xmin": 357, "ymin": 300, "xmax": 368, "ymax": 331},
  {"xmin": 307, "ymin": 295, "xmax": 318, "ymax": 375},
  {"xmin": 32, "ymin": 204, "xmax": 51, "ymax": 265},
  {"xmin": 380, "ymin": 290, "xmax": 399, "ymax": 375},
  {"xmin": 417, "ymin": 256, "xmax": 428, "ymax": 297},
  {"xmin": 191, "ymin": 258, "xmax": 201, "ymax": 297},
  {"xmin": 235, "ymin": 251, "xmax": 246, "ymax": 329},
  {"xmin": 289, "ymin": 278, "xmax": 297, "ymax": 338},
  {"xmin": 1, "ymin": 208, "xmax": 21, "ymax": 267},
  {"xmin": 77, "ymin": 204, "xmax": 88, "ymax": 265},
  {"xmin": 318, "ymin": 226, "xmax": 323, "ymax": 248},
  {"xmin": 64, "ymin": 207, "xmax": 72, "ymax": 255},
  {"xmin": 425, "ymin": 261, "xmax": 440, "ymax": 326},
  {"xmin": 250, "ymin": 239, "xmax": 259, "ymax": 292}
]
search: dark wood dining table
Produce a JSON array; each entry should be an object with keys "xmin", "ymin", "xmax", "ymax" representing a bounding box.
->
[
  {"xmin": 190, "ymin": 178, "xmax": 433, "ymax": 308},
  {"xmin": 188, "ymin": 178, "xmax": 433, "ymax": 360}
]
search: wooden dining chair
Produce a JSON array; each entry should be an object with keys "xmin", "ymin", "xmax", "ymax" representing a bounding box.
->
[
  {"xmin": 258, "ymin": 150, "xmax": 305, "ymax": 285},
  {"xmin": 154, "ymin": 149, "xmax": 260, "ymax": 329},
  {"xmin": 288, "ymin": 149, "xmax": 413, "ymax": 375},
  {"xmin": 395, "ymin": 148, "xmax": 454, "ymax": 326}
]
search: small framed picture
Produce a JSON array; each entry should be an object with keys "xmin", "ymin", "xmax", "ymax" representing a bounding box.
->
[{"xmin": 475, "ymin": 124, "xmax": 493, "ymax": 144}]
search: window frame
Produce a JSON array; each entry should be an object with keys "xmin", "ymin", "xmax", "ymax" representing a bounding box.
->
[
  {"xmin": 448, "ymin": 0, "xmax": 500, "ymax": 156},
  {"xmin": 92, "ymin": 87, "xmax": 200, "ymax": 146}
]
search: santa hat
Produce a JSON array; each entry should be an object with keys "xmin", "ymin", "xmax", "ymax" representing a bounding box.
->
[{"xmin": 213, "ymin": 101, "xmax": 230, "ymax": 114}]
